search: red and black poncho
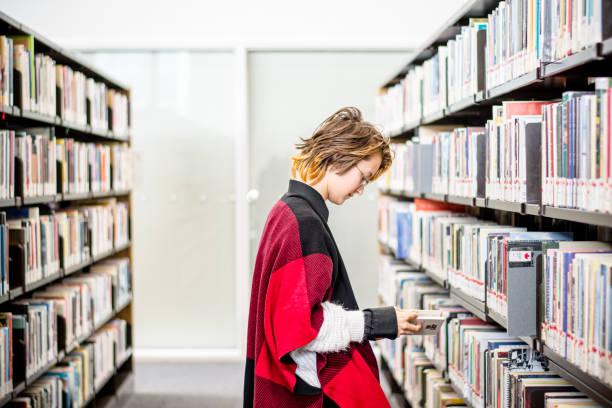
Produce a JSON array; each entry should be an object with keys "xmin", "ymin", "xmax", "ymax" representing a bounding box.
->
[{"xmin": 243, "ymin": 180, "xmax": 391, "ymax": 408}]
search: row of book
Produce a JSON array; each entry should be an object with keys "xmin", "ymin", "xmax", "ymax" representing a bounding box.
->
[
  {"xmin": 542, "ymin": 80, "xmax": 612, "ymax": 212},
  {"xmin": 0, "ymin": 35, "xmax": 130, "ymax": 135},
  {"xmin": 378, "ymin": 196, "xmax": 612, "ymax": 385},
  {"xmin": 10, "ymin": 318, "xmax": 130, "ymax": 408},
  {"xmin": 2, "ymin": 199, "xmax": 130, "ymax": 290},
  {"xmin": 377, "ymin": 254, "xmax": 606, "ymax": 407},
  {"xmin": 486, "ymin": 0, "xmax": 609, "ymax": 89},
  {"xmin": 376, "ymin": 1, "xmax": 611, "ymax": 136},
  {"xmin": 541, "ymin": 244, "xmax": 612, "ymax": 386},
  {"xmin": 379, "ymin": 82, "xmax": 612, "ymax": 213},
  {"xmin": 0, "ymin": 259, "xmax": 131, "ymax": 403},
  {"xmin": 0, "ymin": 128, "xmax": 132, "ymax": 200}
]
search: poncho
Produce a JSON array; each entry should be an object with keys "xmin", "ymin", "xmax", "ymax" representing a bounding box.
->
[{"xmin": 243, "ymin": 179, "xmax": 390, "ymax": 408}]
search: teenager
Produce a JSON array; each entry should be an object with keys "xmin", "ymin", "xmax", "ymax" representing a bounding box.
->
[{"xmin": 244, "ymin": 107, "xmax": 421, "ymax": 408}]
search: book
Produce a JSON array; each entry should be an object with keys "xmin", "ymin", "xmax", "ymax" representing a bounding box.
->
[
  {"xmin": 415, "ymin": 310, "xmax": 449, "ymax": 335},
  {"xmin": 14, "ymin": 128, "xmax": 57, "ymax": 198},
  {"xmin": 7, "ymin": 207, "xmax": 60, "ymax": 285},
  {"xmin": 486, "ymin": 101, "xmax": 554, "ymax": 203},
  {"xmin": 107, "ymin": 89, "xmax": 130, "ymax": 137},
  {"xmin": 541, "ymin": 82, "xmax": 612, "ymax": 212},
  {"xmin": 431, "ymin": 127, "xmax": 487, "ymax": 198}
]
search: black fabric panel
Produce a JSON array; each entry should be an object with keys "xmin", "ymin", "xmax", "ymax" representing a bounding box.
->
[
  {"xmin": 323, "ymin": 394, "xmax": 341, "ymax": 408},
  {"xmin": 294, "ymin": 376, "xmax": 323, "ymax": 396},
  {"xmin": 282, "ymin": 195, "xmax": 335, "ymax": 259},
  {"xmin": 243, "ymin": 357, "xmax": 255, "ymax": 408},
  {"xmin": 363, "ymin": 306, "xmax": 398, "ymax": 340}
]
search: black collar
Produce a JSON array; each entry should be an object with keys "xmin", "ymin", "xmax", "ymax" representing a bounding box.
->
[{"xmin": 287, "ymin": 179, "xmax": 329, "ymax": 223}]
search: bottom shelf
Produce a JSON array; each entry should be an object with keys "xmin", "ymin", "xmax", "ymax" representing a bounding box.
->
[
  {"xmin": 379, "ymin": 347, "xmax": 472, "ymax": 408},
  {"xmin": 378, "ymin": 353, "xmax": 410, "ymax": 408},
  {"xmin": 543, "ymin": 346, "xmax": 612, "ymax": 407}
]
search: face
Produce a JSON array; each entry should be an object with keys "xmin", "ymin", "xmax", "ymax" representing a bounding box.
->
[{"xmin": 326, "ymin": 152, "xmax": 382, "ymax": 205}]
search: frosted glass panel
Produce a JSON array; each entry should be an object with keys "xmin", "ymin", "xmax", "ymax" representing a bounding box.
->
[
  {"xmin": 247, "ymin": 51, "xmax": 409, "ymax": 308},
  {"xmin": 82, "ymin": 51, "xmax": 237, "ymax": 348}
]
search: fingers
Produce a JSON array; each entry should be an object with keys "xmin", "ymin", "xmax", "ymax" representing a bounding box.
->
[
  {"xmin": 406, "ymin": 312, "xmax": 418, "ymax": 323},
  {"xmin": 395, "ymin": 309, "xmax": 422, "ymax": 335},
  {"xmin": 398, "ymin": 321, "xmax": 422, "ymax": 335}
]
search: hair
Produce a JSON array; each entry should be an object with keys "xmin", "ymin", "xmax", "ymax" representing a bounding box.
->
[{"xmin": 291, "ymin": 107, "xmax": 393, "ymax": 185}]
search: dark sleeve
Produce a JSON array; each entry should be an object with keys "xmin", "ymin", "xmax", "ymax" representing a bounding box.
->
[{"xmin": 362, "ymin": 306, "xmax": 397, "ymax": 340}]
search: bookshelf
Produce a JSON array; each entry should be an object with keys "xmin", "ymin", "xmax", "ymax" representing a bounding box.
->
[
  {"xmin": 0, "ymin": 11, "xmax": 134, "ymax": 407},
  {"xmin": 375, "ymin": 0, "xmax": 612, "ymax": 406}
]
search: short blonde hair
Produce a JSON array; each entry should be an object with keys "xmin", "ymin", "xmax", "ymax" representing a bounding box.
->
[{"xmin": 291, "ymin": 107, "xmax": 393, "ymax": 185}]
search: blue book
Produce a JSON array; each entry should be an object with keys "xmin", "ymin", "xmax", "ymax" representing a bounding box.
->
[{"xmin": 508, "ymin": 232, "xmax": 573, "ymax": 241}]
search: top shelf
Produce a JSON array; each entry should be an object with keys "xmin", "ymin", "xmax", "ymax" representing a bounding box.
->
[
  {"xmin": 0, "ymin": 11, "xmax": 129, "ymax": 92},
  {"xmin": 382, "ymin": 0, "xmax": 507, "ymax": 88},
  {"xmin": 388, "ymin": 42, "xmax": 612, "ymax": 139}
]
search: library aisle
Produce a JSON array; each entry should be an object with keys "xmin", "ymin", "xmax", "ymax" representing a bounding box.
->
[{"xmin": 0, "ymin": 0, "xmax": 611, "ymax": 407}]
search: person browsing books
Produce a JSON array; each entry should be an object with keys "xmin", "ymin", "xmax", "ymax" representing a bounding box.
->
[{"xmin": 244, "ymin": 107, "xmax": 421, "ymax": 408}]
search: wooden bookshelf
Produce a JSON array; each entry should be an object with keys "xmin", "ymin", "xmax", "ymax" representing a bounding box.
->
[{"xmin": 0, "ymin": 11, "xmax": 134, "ymax": 407}]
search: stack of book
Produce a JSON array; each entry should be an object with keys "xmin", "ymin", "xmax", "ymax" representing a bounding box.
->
[
  {"xmin": 0, "ymin": 130, "xmax": 15, "ymax": 201},
  {"xmin": 7, "ymin": 207, "xmax": 60, "ymax": 285},
  {"xmin": 89, "ymin": 144, "xmax": 111, "ymax": 194},
  {"xmin": 103, "ymin": 318, "xmax": 130, "ymax": 365},
  {"xmin": 56, "ymin": 208, "xmax": 89, "ymax": 270},
  {"xmin": 56, "ymin": 139, "xmax": 90, "ymax": 195},
  {"xmin": 111, "ymin": 143, "xmax": 132, "ymax": 191},
  {"xmin": 541, "ymin": 243, "xmax": 612, "ymax": 387},
  {"xmin": 541, "ymin": 80, "xmax": 612, "ymax": 212},
  {"xmin": 87, "ymin": 79, "xmax": 108, "ymax": 132},
  {"xmin": 63, "ymin": 272, "xmax": 113, "ymax": 330},
  {"xmin": 447, "ymin": 19, "xmax": 487, "ymax": 106},
  {"xmin": 0, "ymin": 36, "xmax": 14, "ymax": 108},
  {"xmin": 12, "ymin": 376, "xmax": 61, "ymax": 408},
  {"xmin": 486, "ymin": 0, "xmax": 610, "ymax": 89},
  {"xmin": 15, "ymin": 129, "xmax": 57, "ymax": 199},
  {"xmin": 57, "ymin": 65, "xmax": 87, "ymax": 126},
  {"xmin": 376, "ymin": 84, "xmax": 404, "ymax": 137},
  {"xmin": 108, "ymin": 90, "xmax": 129, "ymax": 137},
  {"xmin": 431, "ymin": 127, "xmax": 486, "ymax": 197},
  {"xmin": 91, "ymin": 258, "xmax": 132, "ymax": 310},
  {"xmin": 81, "ymin": 201, "xmax": 116, "ymax": 258},
  {"xmin": 14, "ymin": 313, "xmax": 128, "ymax": 408},
  {"xmin": 485, "ymin": 101, "xmax": 553, "ymax": 203},
  {"xmin": 10, "ymin": 300, "xmax": 58, "ymax": 379}
]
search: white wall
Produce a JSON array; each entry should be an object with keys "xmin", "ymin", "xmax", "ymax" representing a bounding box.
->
[
  {"xmin": 0, "ymin": 0, "xmax": 468, "ymax": 50},
  {"xmin": 248, "ymin": 51, "xmax": 410, "ymax": 310}
]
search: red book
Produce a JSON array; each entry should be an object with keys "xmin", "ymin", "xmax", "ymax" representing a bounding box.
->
[{"xmin": 502, "ymin": 101, "xmax": 554, "ymax": 120}]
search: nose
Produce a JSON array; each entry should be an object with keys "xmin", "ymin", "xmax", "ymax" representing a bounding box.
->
[{"xmin": 356, "ymin": 186, "xmax": 365, "ymax": 196}]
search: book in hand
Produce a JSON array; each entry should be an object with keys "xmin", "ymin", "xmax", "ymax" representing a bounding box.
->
[{"xmin": 414, "ymin": 310, "xmax": 448, "ymax": 335}]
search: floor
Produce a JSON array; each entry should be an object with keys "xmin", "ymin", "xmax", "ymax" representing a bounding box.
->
[
  {"xmin": 108, "ymin": 357, "xmax": 400, "ymax": 408},
  {"xmin": 111, "ymin": 362, "xmax": 245, "ymax": 408}
]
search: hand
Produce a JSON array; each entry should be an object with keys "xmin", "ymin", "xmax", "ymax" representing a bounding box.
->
[{"xmin": 395, "ymin": 307, "xmax": 422, "ymax": 335}]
